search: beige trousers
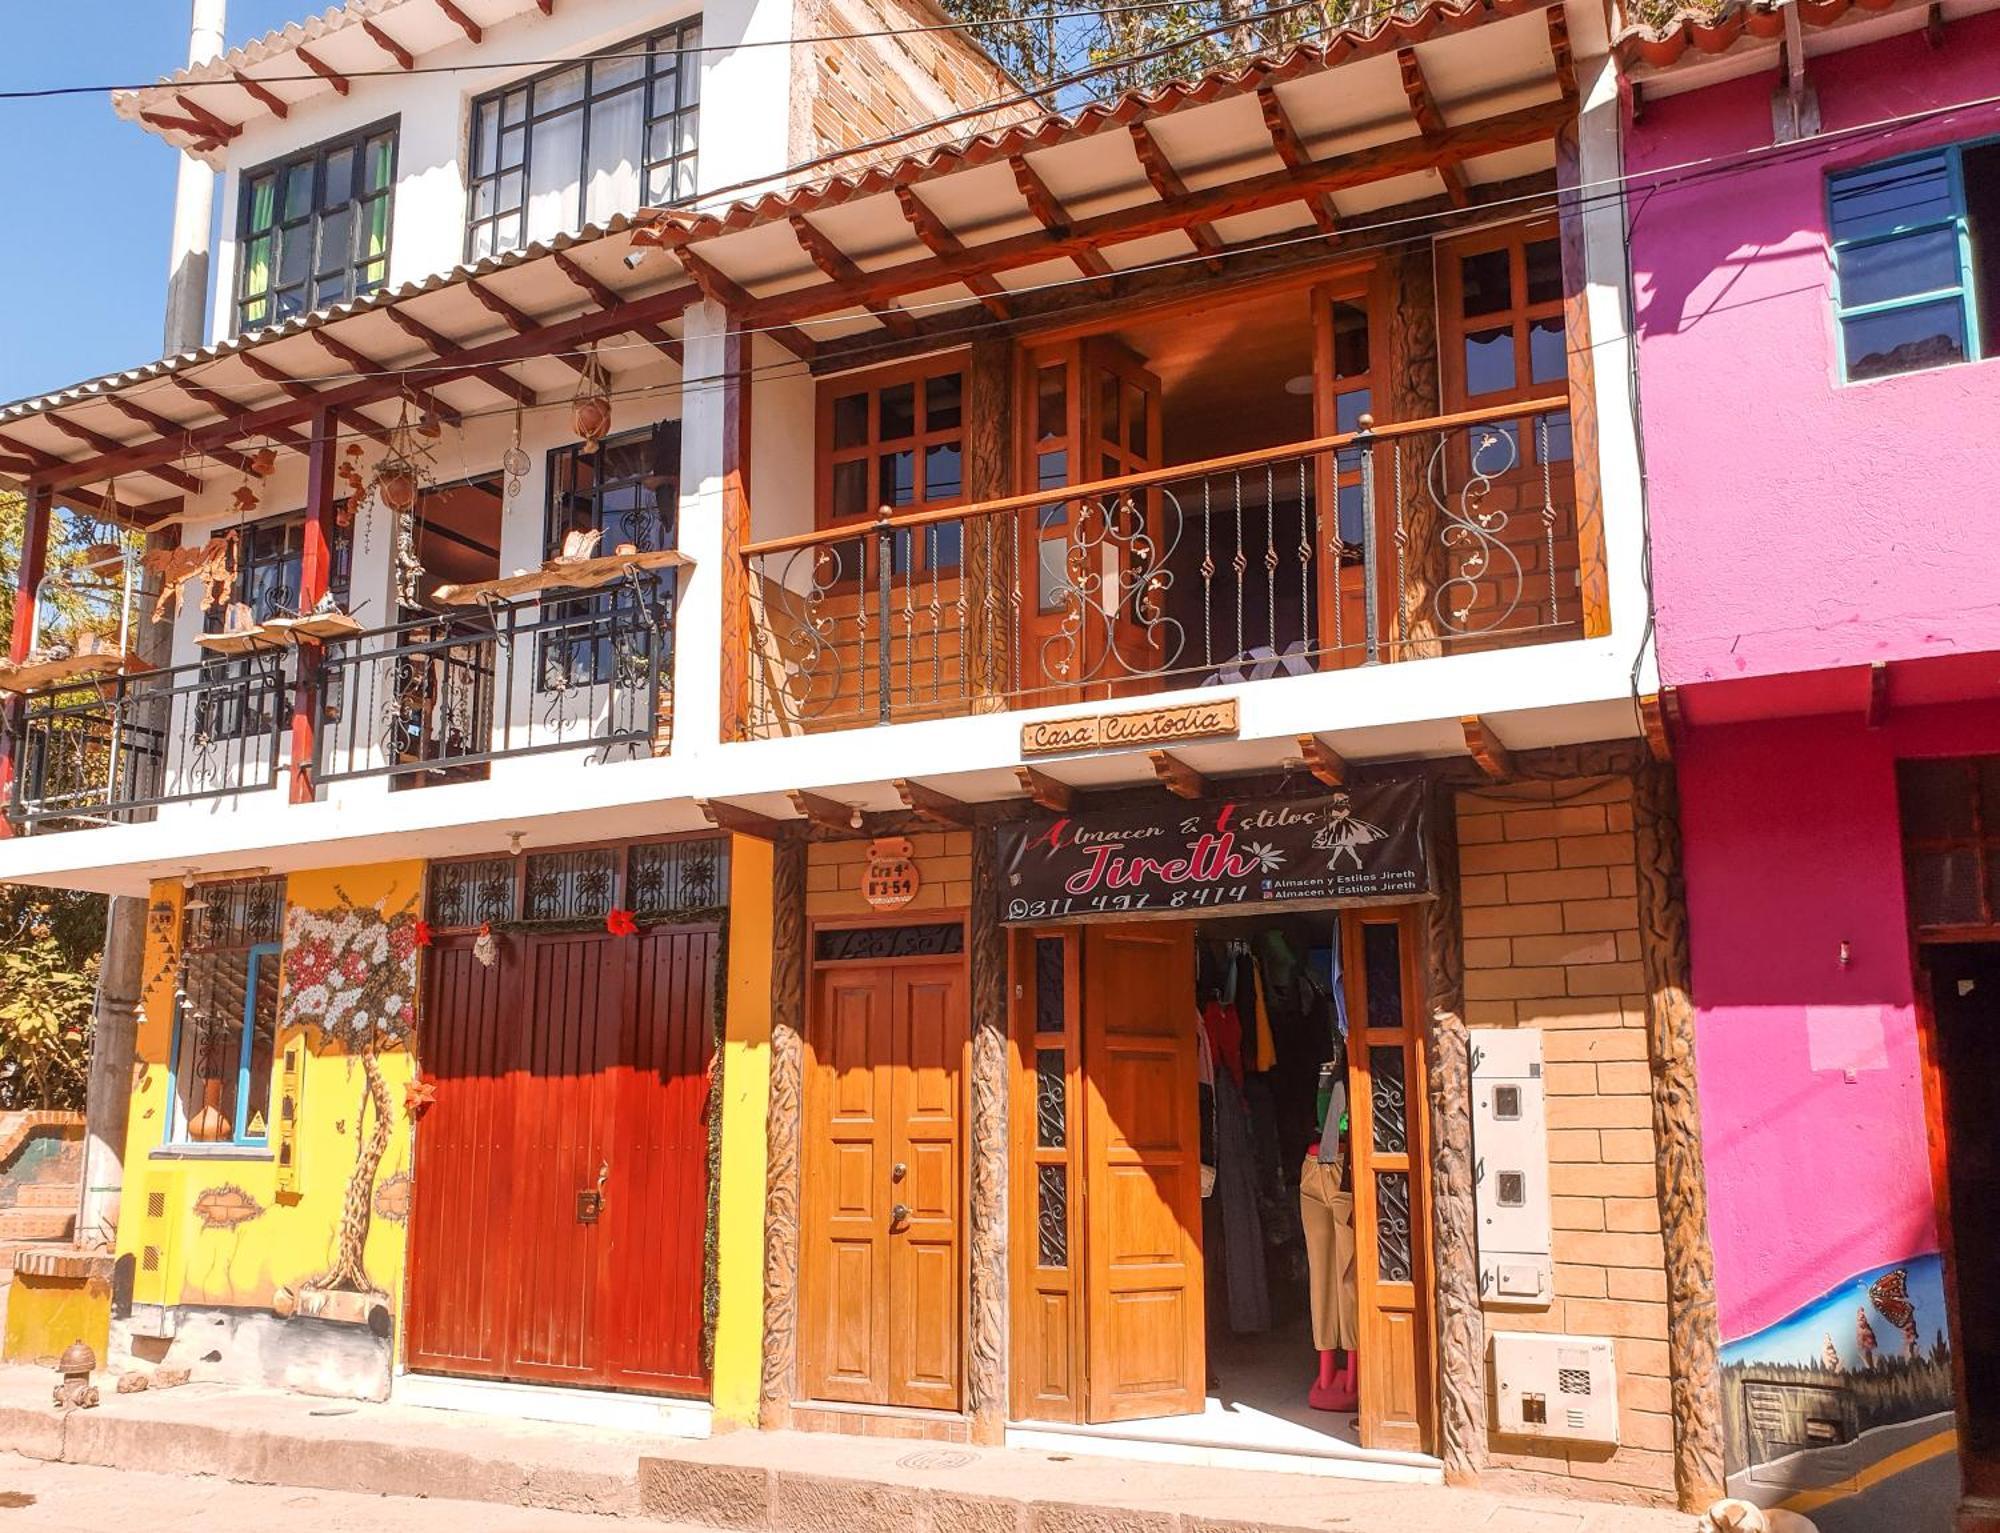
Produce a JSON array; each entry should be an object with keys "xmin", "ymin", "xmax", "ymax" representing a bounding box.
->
[{"xmin": 1299, "ymin": 1156, "xmax": 1359, "ymax": 1352}]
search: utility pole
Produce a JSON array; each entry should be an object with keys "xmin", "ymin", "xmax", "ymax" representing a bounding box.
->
[{"xmin": 79, "ymin": 0, "xmax": 227, "ymax": 1251}]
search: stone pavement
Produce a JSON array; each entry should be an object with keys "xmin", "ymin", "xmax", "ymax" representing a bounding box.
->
[{"xmin": 0, "ymin": 1364, "xmax": 1698, "ymax": 1532}]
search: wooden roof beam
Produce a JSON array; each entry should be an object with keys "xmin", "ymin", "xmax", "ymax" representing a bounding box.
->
[
  {"xmin": 895, "ymin": 778, "xmax": 976, "ymax": 826},
  {"xmin": 436, "ymin": 0, "xmax": 483, "ymax": 43},
  {"xmin": 788, "ymin": 216, "xmax": 916, "ymax": 339},
  {"xmin": 361, "ymin": 20, "xmax": 415, "ymax": 70},
  {"xmin": 1150, "ymin": 750, "xmax": 1207, "ymax": 800},
  {"xmin": 100, "ymin": 397, "xmax": 258, "ymax": 476},
  {"xmin": 698, "ymin": 798, "xmax": 790, "ymax": 839},
  {"xmin": 294, "ymin": 46, "xmax": 350, "ymax": 96},
  {"xmin": 895, "ymin": 186, "xmax": 1012, "ymax": 320},
  {"xmin": 381, "ymin": 308, "xmax": 539, "ymax": 406},
  {"xmin": 1257, "ymin": 85, "xmax": 1341, "ymax": 235},
  {"xmin": 1396, "ymin": 48, "xmax": 1469, "ymax": 209},
  {"xmin": 140, "ymin": 113, "xmax": 222, "ymax": 146},
  {"xmin": 42, "ymin": 417, "xmax": 202, "ymax": 494},
  {"xmin": 1547, "ymin": 6, "xmax": 1579, "ymax": 102},
  {"xmin": 790, "ymin": 790, "xmax": 868, "ymax": 833},
  {"xmin": 242, "ymin": 357, "xmax": 398, "ymax": 450},
  {"xmin": 172, "ymin": 379, "xmax": 315, "ymax": 452},
  {"xmin": 1127, "ymin": 122, "xmax": 1225, "ymax": 273},
  {"xmin": 551, "ymin": 251, "xmax": 685, "ymax": 365},
  {"xmin": 309, "ymin": 331, "xmax": 463, "ymax": 427},
  {"xmin": 1010, "ymin": 156, "xmax": 1113, "ymax": 279},
  {"xmin": 1016, "ymin": 765, "xmax": 1073, "ymax": 813},
  {"xmin": 1461, "ymin": 716, "xmax": 1516, "ymax": 780},
  {"xmin": 174, "ymin": 93, "xmax": 242, "ymax": 144},
  {"xmin": 1296, "ymin": 733, "xmax": 1347, "ymax": 787},
  {"xmin": 230, "ymin": 70, "xmax": 289, "ymax": 118},
  {"xmin": 678, "ymin": 250, "xmax": 819, "ymax": 360},
  {"xmin": 465, "ymin": 281, "xmax": 587, "ymax": 376},
  {"xmin": 1639, "ymin": 693, "xmax": 1674, "ymax": 761},
  {"xmin": 538, "ymin": 0, "xmax": 555, "ymax": 12}
]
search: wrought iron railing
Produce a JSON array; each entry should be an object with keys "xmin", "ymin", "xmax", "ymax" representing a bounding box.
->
[
  {"xmin": 4, "ymin": 652, "xmax": 290, "ymax": 829},
  {"xmin": 745, "ymin": 397, "xmax": 1581, "ymax": 736},
  {"xmin": 315, "ymin": 575, "xmax": 673, "ymax": 787}
]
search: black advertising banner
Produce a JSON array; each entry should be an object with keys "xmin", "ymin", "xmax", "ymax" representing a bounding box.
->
[{"xmin": 998, "ymin": 781, "xmax": 1430, "ymax": 924}]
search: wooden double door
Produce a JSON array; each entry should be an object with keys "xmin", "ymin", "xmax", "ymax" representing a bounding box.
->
[
  {"xmin": 1011, "ymin": 913, "xmax": 1435, "ymax": 1450},
  {"xmin": 801, "ymin": 955, "xmax": 969, "ymax": 1410},
  {"xmin": 406, "ymin": 924, "xmax": 718, "ymax": 1396}
]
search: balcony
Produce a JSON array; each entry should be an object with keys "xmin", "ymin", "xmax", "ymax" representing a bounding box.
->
[{"xmin": 744, "ymin": 398, "xmax": 1585, "ymax": 738}]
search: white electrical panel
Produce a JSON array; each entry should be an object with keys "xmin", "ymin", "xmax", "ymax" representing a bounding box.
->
[
  {"xmin": 1470, "ymin": 1028, "xmax": 1553, "ymax": 1308},
  {"xmin": 1492, "ymin": 1332, "xmax": 1620, "ymax": 1445}
]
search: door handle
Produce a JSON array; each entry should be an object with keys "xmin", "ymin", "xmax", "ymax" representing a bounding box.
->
[
  {"xmin": 892, "ymin": 1161, "xmax": 908, "ymax": 1183},
  {"xmin": 890, "ymin": 1203, "xmax": 911, "ymax": 1228},
  {"xmin": 577, "ymin": 1161, "xmax": 609, "ymax": 1224}
]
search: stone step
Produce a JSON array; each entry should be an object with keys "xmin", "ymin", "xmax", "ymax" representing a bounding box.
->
[
  {"xmin": 11, "ymin": 1183, "xmax": 77, "ymax": 1210},
  {"xmin": 0, "ymin": 1210, "xmax": 73, "ymax": 1242}
]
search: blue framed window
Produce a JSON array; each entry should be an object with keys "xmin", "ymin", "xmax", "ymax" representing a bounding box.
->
[
  {"xmin": 1829, "ymin": 140, "xmax": 2000, "ymax": 381},
  {"xmin": 167, "ymin": 879, "xmax": 284, "ymax": 1150}
]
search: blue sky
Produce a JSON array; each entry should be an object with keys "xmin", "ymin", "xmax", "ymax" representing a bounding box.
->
[{"xmin": 0, "ymin": 3, "xmax": 303, "ymax": 405}]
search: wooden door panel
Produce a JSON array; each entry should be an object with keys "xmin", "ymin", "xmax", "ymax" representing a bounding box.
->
[
  {"xmin": 890, "ymin": 964, "xmax": 966, "ymax": 1411},
  {"xmin": 1083, "ymin": 925, "xmax": 1203, "ymax": 1423}
]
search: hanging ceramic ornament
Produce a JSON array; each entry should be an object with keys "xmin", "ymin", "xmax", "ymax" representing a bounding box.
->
[
  {"xmin": 503, "ymin": 408, "xmax": 531, "ymax": 504},
  {"xmin": 472, "ymin": 922, "xmax": 498, "ymax": 968},
  {"xmin": 571, "ymin": 345, "xmax": 612, "ymax": 449}
]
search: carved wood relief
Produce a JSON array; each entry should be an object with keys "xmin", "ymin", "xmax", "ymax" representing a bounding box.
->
[
  {"xmin": 967, "ymin": 826, "xmax": 1010, "ymax": 1442},
  {"xmin": 1388, "ymin": 245, "xmax": 1445, "ymax": 660},
  {"xmin": 758, "ymin": 834, "xmax": 808, "ymax": 1428}
]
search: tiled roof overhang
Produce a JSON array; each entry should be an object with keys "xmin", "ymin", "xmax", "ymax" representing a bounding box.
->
[{"xmin": 1613, "ymin": 0, "xmax": 2000, "ymax": 80}]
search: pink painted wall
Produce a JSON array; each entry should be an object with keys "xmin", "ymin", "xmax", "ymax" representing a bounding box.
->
[
  {"xmin": 1683, "ymin": 701, "xmax": 2000, "ymax": 1341},
  {"xmin": 1627, "ymin": 16, "xmax": 2000, "ymax": 691}
]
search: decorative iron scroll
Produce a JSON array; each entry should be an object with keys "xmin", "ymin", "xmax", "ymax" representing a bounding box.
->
[
  {"xmin": 1035, "ymin": 1049, "xmax": 1066, "ymax": 1149},
  {"xmin": 190, "ymin": 875, "xmax": 285, "ymax": 951},
  {"xmin": 427, "ymin": 857, "xmax": 514, "ymax": 929},
  {"xmin": 1376, "ymin": 1170, "xmax": 1414, "ymax": 1283},
  {"xmin": 629, "ymin": 837, "xmax": 727, "ymax": 919},
  {"xmin": 1428, "ymin": 416, "xmax": 1559, "ymax": 638},
  {"xmin": 812, "ymin": 923, "xmax": 964, "ymax": 963},
  {"xmin": 522, "ymin": 848, "xmax": 616, "ymax": 923},
  {"xmin": 1370, "ymin": 1045, "xmax": 1409, "ymax": 1156},
  {"xmin": 1036, "ymin": 1163, "xmax": 1068, "ymax": 1269}
]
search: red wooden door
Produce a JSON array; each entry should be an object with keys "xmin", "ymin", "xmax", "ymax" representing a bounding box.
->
[{"xmin": 407, "ymin": 924, "xmax": 717, "ymax": 1396}]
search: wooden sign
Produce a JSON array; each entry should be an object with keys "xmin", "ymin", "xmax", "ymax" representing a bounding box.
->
[
  {"xmin": 1021, "ymin": 699, "xmax": 1239, "ymax": 757},
  {"xmin": 862, "ymin": 837, "xmax": 922, "ymax": 911}
]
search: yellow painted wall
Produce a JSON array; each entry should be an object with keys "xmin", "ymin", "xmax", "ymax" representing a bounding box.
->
[
  {"xmin": 117, "ymin": 863, "xmax": 422, "ymax": 1340},
  {"xmin": 711, "ymin": 833, "xmax": 773, "ymax": 1428},
  {"xmin": 6, "ymin": 1271, "xmax": 111, "ymax": 1365}
]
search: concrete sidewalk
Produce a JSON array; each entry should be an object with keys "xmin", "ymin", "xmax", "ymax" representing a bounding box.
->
[{"xmin": 0, "ymin": 1365, "xmax": 1696, "ymax": 1532}]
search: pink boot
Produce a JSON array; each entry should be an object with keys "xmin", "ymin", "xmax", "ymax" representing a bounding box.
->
[{"xmin": 1309, "ymin": 1348, "xmax": 1358, "ymax": 1412}]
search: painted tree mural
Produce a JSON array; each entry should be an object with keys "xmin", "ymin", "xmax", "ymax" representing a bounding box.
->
[{"xmin": 279, "ymin": 891, "xmax": 421, "ymax": 1302}]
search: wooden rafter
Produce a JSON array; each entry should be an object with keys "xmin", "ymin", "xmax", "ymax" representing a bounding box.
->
[
  {"xmin": 42, "ymin": 417, "xmax": 202, "ymax": 494},
  {"xmin": 309, "ymin": 330, "xmax": 463, "ymax": 427},
  {"xmin": 1257, "ymin": 85, "xmax": 1340, "ymax": 235},
  {"xmin": 790, "ymin": 790, "xmax": 866, "ymax": 833},
  {"xmin": 1010, "ymin": 156, "xmax": 1113, "ymax": 279},
  {"xmin": 1296, "ymin": 733, "xmax": 1347, "ymax": 787},
  {"xmin": 537, "ymin": 0, "xmax": 555, "ymax": 12},
  {"xmin": 238, "ymin": 356, "xmax": 394, "ymax": 449},
  {"xmin": 678, "ymin": 250, "xmax": 819, "ymax": 360},
  {"xmin": 361, "ymin": 20, "xmax": 415, "ymax": 70},
  {"xmin": 1547, "ymin": 5, "xmax": 1579, "ymax": 102},
  {"xmin": 551, "ymin": 251, "xmax": 685, "ymax": 365},
  {"xmin": 1396, "ymin": 48, "xmax": 1469, "ymax": 208},
  {"xmin": 294, "ymin": 46, "xmax": 350, "ymax": 96},
  {"xmin": 465, "ymin": 280, "xmax": 588, "ymax": 376},
  {"xmin": 381, "ymin": 308, "xmax": 538, "ymax": 406},
  {"xmin": 1639, "ymin": 693, "xmax": 1673, "ymax": 761},
  {"xmin": 895, "ymin": 186, "xmax": 1012, "ymax": 319},
  {"xmin": 100, "ymin": 397, "xmax": 258, "ymax": 476},
  {"xmin": 698, "ymin": 799, "xmax": 790, "ymax": 839},
  {"xmin": 436, "ymin": 0, "xmax": 483, "ymax": 43},
  {"xmin": 788, "ymin": 216, "xmax": 915, "ymax": 338},
  {"xmin": 1461, "ymin": 716, "xmax": 1516, "ymax": 780},
  {"xmin": 1867, "ymin": 661, "xmax": 1890, "ymax": 728},
  {"xmin": 140, "ymin": 114, "xmax": 222, "ymax": 147},
  {"xmin": 174, "ymin": 92, "xmax": 241, "ymax": 144},
  {"xmin": 1150, "ymin": 750, "xmax": 1207, "ymax": 800},
  {"xmin": 895, "ymin": 777, "xmax": 976, "ymax": 827},
  {"xmin": 1128, "ymin": 122, "xmax": 1224, "ymax": 272},
  {"xmin": 172, "ymin": 378, "xmax": 315, "ymax": 452},
  {"xmin": 1015, "ymin": 765, "xmax": 1073, "ymax": 813},
  {"xmin": 231, "ymin": 70, "xmax": 289, "ymax": 118}
]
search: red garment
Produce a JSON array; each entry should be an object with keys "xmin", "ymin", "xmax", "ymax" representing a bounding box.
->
[{"xmin": 1201, "ymin": 999, "xmax": 1244, "ymax": 1086}]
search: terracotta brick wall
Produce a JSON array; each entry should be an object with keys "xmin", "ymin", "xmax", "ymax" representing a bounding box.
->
[
  {"xmin": 806, "ymin": 831, "xmax": 974, "ymax": 921},
  {"xmin": 1457, "ymin": 775, "xmax": 1675, "ymax": 1506}
]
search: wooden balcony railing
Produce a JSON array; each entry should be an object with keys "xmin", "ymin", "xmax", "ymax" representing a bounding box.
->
[{"xmin": 744, "ymin": 397, "xmax": 1583, "ymax": 737}]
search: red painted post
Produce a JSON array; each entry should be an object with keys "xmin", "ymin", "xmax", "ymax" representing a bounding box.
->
[
  {"xmin": 0, "ymin": 484, "xmax": 55, "ymax": 835},
  {"xmin": 290, "ymin": 408, "xmax": 335, "ymax": 803}
]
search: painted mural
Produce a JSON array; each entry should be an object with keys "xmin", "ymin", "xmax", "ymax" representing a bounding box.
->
[
  {"xmin": 1720, "ymin": 1253, "xmax": 1959, "ymax": 1533},
  {"xmin": 112, "ymin": 863, "xmax": 424, "ymax": 1399}
]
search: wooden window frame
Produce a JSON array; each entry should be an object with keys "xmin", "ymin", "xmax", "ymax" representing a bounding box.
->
[
  {"xmin": 1437, "ymin": 216, "xmax": 1571, "ymax": 462},
  {"xmin": 163, "ymin": 877, "xmax": 286, "ymax": 1152},
  {"xmin": 815, "ymin": 354, "xmax": 971, "ymax": 580},
  {"xmin": 236, "ymin": 119, "xmax": 398, "ymax": 333}
]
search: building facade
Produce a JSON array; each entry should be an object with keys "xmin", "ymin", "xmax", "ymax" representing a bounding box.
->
[
  {"xmin": 0, "ymin": 0, "xmax": 1726, "ymax": 1516},
  {"xmin": 1622, "ymin": 1, "xmax": 2000, "ymax": 1528}
]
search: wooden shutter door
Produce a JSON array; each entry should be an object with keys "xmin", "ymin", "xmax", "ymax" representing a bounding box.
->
[
  {"xmin": 1344, "ymin": 908, "xmax": 1435, "ymax": 1452},
  {"xmin": 888, "ymin": 961, "xmax": 968, "ymax": 1410},
  {"xmin": 1082, "ymin": 923, "xmax": 1204, "ymax": 1423}
]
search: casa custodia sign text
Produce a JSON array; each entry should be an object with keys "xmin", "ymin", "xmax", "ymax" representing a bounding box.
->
[
  {"xmin": 997, "ymin": 781, "xmax": 1429, "ymax": 923},
  {"xmin": 1020, "ymin": 699, "xmax": 1239, "ymax": 756}
]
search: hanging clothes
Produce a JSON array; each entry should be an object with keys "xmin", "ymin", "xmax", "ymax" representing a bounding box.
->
[
  {"xmin": 1201, "ymin": 998, "xmax": 1244, "ymax": 1087},
  {"xmin": 1299, "ymin": 1155, "xmax": 1359, "ymax": 1351},
  {"xmin": 1212, "ymin": 1069, "xmax": 1271, "ymax": 1335},
  {"xmin": 1248, "ymin": 960, "xmax": 1278, "ymax": 1075}
]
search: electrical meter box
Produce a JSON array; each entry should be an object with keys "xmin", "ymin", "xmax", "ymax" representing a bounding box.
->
[
  {"xmin": 1470, "ymin": 1028, "xmax": 1552, "ymax": 1307},
  {"xmin": 1492, "ymin": 1331, "xmax": 1620, "ymax": 1444}
]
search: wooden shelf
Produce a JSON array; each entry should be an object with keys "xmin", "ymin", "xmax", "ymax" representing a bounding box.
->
[
  {"xmin": 432, "ymin": 548, "xmax": 691, "ymax": 606},
  {"xmin": 194, "ymin": 626, "xmax": 287, "ymax": 657},
  {"xmin": 0, "ymin": 651, "xmax": 147, "ymax": 694},
  {"xmin": 265, "ymin": 611, "xmax": 364, "ymax": 643}
]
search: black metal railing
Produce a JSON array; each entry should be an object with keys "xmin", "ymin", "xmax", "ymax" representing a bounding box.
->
[
  {"xmin": 315, "ymin": 577, "xmax": 673, "ymax": 787},
  {"xmin": 4, "ymin": 652, "xmax": 289, "ymax": 829},
  {"xmin": 744, "ymin": 397, "xmax": 1582, "ymax": 736}
]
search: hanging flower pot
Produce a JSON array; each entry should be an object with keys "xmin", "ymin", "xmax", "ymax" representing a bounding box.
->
[
  {"xmin": 377, "ymin": 464, "xmax": 419, "ymax": 513},
  {"xmin": 81, "ymin": 542, "xmax": 123, "ymax": 570},
  {"xmin": 571, "ymin": 346, "xmax": 612, "ymax": 449}
]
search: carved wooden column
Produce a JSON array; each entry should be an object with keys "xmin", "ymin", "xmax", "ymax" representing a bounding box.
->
[
  {"xmin": 1633, "ymin": 762, "xmax": 1725, "ymax": 1511},
  {"xmin": 1556, "ymin": 119, "xmax": 1610, "ymax": 641},
  {"xmin": 1422, "ymin": 778, "xmax": 1486, "ymax": 1482},
  {"xmin": 1385, "ymin": 249, "xmax": 1443, "ymax": 660},
  {"xmin": 963, "ymin": 338, "xmax": 1014, "ymax": 711},
  {"xmin": 758, "ymin": 834, "xmax": 808, "ymax": 1428},
  {"xmin": 967, "ymin": 824, "xmax": 1010, "ymax": 1441}
]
